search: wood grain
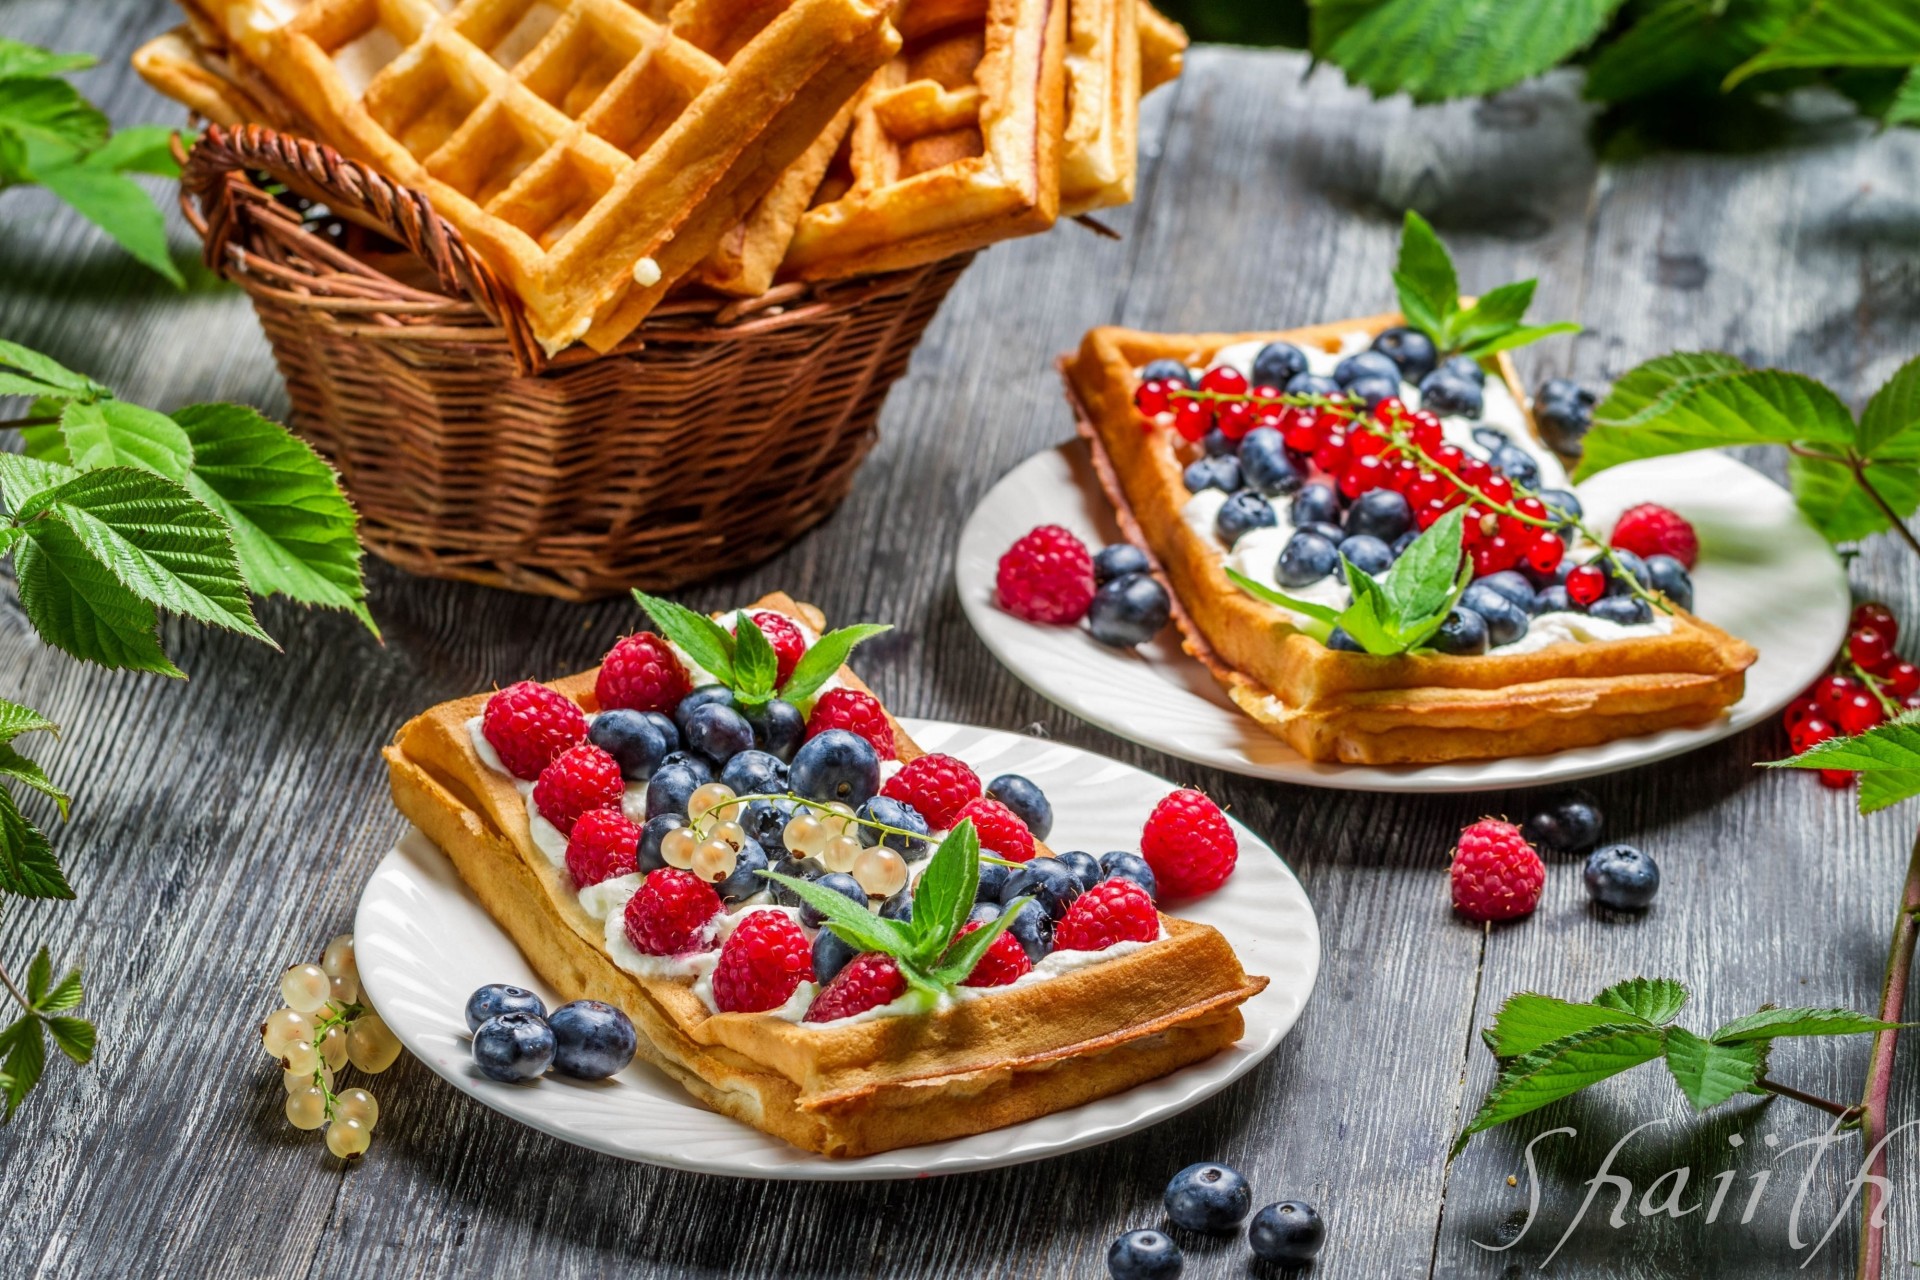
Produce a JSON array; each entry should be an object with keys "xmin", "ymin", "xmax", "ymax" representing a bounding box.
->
[{"xmin": 3, "ymin": 7, "xmax": 1920, "ymax": 1276}]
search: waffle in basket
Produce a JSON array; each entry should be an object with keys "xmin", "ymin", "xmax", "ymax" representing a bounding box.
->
[
  {"xmin": 1065, "ymin": 318, "xmax": 1757, "ymax": 766},
  {"xmin": 385, "ymin": 592, "xmax": 1265, "ymax": 1156}
]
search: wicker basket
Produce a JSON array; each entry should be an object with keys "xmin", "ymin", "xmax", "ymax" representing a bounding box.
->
[{"xmin": 178, "ymin": 124, "xmax": 972, "ymax": 600}]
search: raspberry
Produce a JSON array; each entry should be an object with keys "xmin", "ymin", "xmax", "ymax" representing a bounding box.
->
[
  {"xmin": 955, "ymin": 920, "xmax": 1033, "ymax": 987},
  {"xmin": 596, "ymin": 632, "xmax": 691, "ymax": 714},
  {"xmin": 1054, "ymin": 879, "xmax": 1159, "ymax": 952},
  {"xmin": 624, "ymin": 868, "xmax": 721, "ymax": 956},
  {"xmin": 805, "ymin": 687, "xmax": 897, "ymax": 759},
  {"xmin": 804, "ymin": 952, "xmax": 907, "ymax": 1023},
  {"xmin": 1140, "ymin": 789, "xmax": 1238, "ymax": 899},
  {"xmin": 1610, "ymin": 503, "xmax": 1698, "ymax": 569},
  {"xmin": 952, "ymin": 796, "xmax": 1035, "ymax": 862},
  {"xmin": 565, "ymin": 807, "xmax": 640, "ymax": 887},
  {"xmin": 482, "ymin": 681, "xmax": 587, "ymax": 780},
  {"xmin": 533, "ymin": 743, "xmax": 624, "ymax": 836},
  {"xmin": 1450, "ymin": 819, "xmax": 1546, "ymax": 923},
  {"xmin": 710, "ymin": 910, "xmax": 812, "ymax": 1013},
  {"xmin": 996, "ymin": 525, "xmax": 1096, "ymax": 624},
  {"xmin": 747, "ymin": 611, "xmax": 806, "ymax": 685},
  {"xmin": 882, "ymin": 753, "xmax": 981, "ymax": 829}
]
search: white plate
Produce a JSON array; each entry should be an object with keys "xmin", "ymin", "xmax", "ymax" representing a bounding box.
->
[
  {"xmin": 956, "ymin": 443, "xmax": 1849, "ymax": 792},
  {"xmin": 355, "ymin": 719, "xmax": 1320, "ymax": 1180}
]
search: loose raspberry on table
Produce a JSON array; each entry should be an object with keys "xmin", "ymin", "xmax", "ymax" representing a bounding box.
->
[
  {"xmin": 710, "ymin": 910, "xmax": 813, "ymax": 1013},
  {"xmin": 596, "ymin": 632, "xmax": 691, "ymax": 714},
  {"xmin": 955, "ymin": 920, "xmax": 1033, "ymax": 987},
  {"xmin": 482, "ymin": 680, "xmax": 587, "ymax": 780},
  {"xmin": 747, "ymin": 611, "xmax": 807, "ymax": 686},
  {"xmin": 806, "ymin": 687, "xmax": 897, "ymax": 759},
  {"xmin": 804, "ymin": 952, "xmax": 907, "ymax": 1022},
  {"xmin": 1054, "ymin": 879, "xmax": 1160, "ymax": 952},
  {"xmin": 997, "ymin": 525, "xmax": 1097, "ymax": 625},
  {"xmin": 1610, "ymin": 503, "xmax": 1698, "ymax": 570},
  {"xmin": 624, "ymin": 868, "xmax": 721, "ymax": 956},
  {"xmin": 1140, "ymin": 789, "xmax": 1238, "ymax": 899},
  {"xmin": 565, "ymin": 807, "xmax": 640, "ymax": 887},
  {"xmin": 1450, "ymin": 819, "xmax": 1546, "ymax": 923},
  {"xmin": 953, "ymin": 796, "xmax": 1035, "ymax": 863},
  {"xmin": 882, "ymin": 753, "xmax": 982, "ymax": 829},
  {"xmin": 533, "ymin": 743, "xmax": 625, "ymax": 836}
]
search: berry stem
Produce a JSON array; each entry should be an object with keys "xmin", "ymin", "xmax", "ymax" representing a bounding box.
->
[
  {"xmin": 0, "ymin": 953, "xmax": 32, "ymax": 1014},
  {"xmin": 1854, "ymin": 823, "xmax": 1920, "ymax": 1280},
  {"xmin": 1849, "ymin": 661, "xmax": 1904, "ymax": 721},
  {"xmin": 710, "ymin": 791, "xmax": 929, "ymax": 848},
  {"xmin": 1757, "ymin": 1076, "xmax": 1860, "ymax": 1120}
]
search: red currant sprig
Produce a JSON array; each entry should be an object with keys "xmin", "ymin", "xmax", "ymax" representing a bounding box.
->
[{"xmin": 1782, "ymin": 601, "xmax": 1919, "ymax": 790}]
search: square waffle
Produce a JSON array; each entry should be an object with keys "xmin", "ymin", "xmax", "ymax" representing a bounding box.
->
[
  {"xmin": 384, "ymin": 592, "xmax": 1265, "ymax": 1156},
  {"xmin": 1136, "ymin": 0, "xmax": 1185, "ymax": 92},
  {"xmin": 1064, "ymin": 319, "xmax": 1758, "ymax": 766},
  {"xmin": 1058, "ymin": 0, "xmax": 1139, "ymax": 216},
  {"xmin": 173, "ymin": 0, "xmax": 900, "ymax": 354}
]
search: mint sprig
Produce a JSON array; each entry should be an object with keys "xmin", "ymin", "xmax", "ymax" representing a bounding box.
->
[
  {"xmin": 630, "ymin": 590, "xmax": 889, "ymax": 709},
  {"xmin": 1392, "ymin": 212, "xmax": 1580, "ymax": 361}
]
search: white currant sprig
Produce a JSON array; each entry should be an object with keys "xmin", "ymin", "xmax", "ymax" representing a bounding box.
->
[{"xmin": 259, "ymin": 933, "xmax": 402, "ymax": 1161}]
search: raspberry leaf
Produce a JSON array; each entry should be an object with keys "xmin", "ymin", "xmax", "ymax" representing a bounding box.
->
[
  {"xmin": 1711, "ymin": 1006, "xmax": 1899, "ymax": 1042},
  {"xmin": 0, "ymin": 784, "xmax": 68, "ymax": 900},
  {"xmin": 1451, "ymin": 1024, "xmax": 1669, "ymax": 1159},
  {"xmin": 0, "ymin": 743, "xmax": 68, "ymax": 819},
  {"xmin": 1482, "ymin": 992, "xmax": 1650, "ymax": 1060},
  {"xmin": 631, "ymin": 591, "xmax": 736, "ymax": 685},
  {"xmin": 1857, "ymin": 352, "xmax": 1920, "ymax": 459},
  {"xmin": 12, "ymin": 521, "xmax": 181, "ymax": 676},
  {"xmin": 0, "ymin": 1016, "xmax": 47, "ymax": 1120},
  {"xmin": 729, "ymin": 612, "xmax": 780, "ymax": 706},
  {"xmin": 930, "ymin": 899, "xmax": 1032, "ymax": 988},
  {"xmin": 42, "ymin": 1015, "xmax": 92, "ymax": 1065},
  {"xmin": 24, "ymin": 948, "xmax": 49, "ymax": 1005},
  {"xmin": 1319, "ymin": 0, "xmax": 1630, "ymax": 105},
  {"xmin": 1726, "ymin": 0, "xmax": 1920, "ymax": 87},
  {"xmin": 1664, "ymin": 1026, "xmax": 1767, "ymax": 1109},
  {"xmin": 0, "ymin": 698, "xmax": 57, "ymax": 746},
  {"xmin": 56, "ymin": 400, "xmax": 191, "ymax": 480},
  {"xmin": 1765, "ymin": 713, "xmax": 1920, "ymax": 813},
  {"xmin": 33, "ymin": 965, "xmax": 83, "ymax": 1016},
  {"xmin": 1577, "ymin": 361, "xmax": 1858, "ymax": 477},
  {"xmin": 780, "ymin": 623, "xmax": 890, "ymax": 705},
  {"xmin": 1223, "ymin": 569, "xmax": 1340, "ymax": 633},
  {"xmin": 0, "ymin": 38, "xmax": 96, "ymax": 79},
  {"xmin": 0, "ymin": 340, "xmax": 101, "ymax": 402},
  {"xmin": 1594, "ymin": 976, "xmax": 1689, "ymax": 1025}
]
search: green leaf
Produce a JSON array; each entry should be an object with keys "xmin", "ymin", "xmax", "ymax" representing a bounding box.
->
[
  {"xmin": 0, "ymin": 743, "xmax": 69, "ymax": 818},
  {"xmin": 1456, "ymin": 322, "xmax": 1582, "ymax": 358},
  {"xmin": 0, "ymin": 452, "xmax": 77, "ymax": 511},
  {"xmin": 24, "ymin": 948, "xmax": 49, "ymax": 1005},
  {"xmin": 58, "ymin": 399, "xmax": 191, "ymax": 480},
  {"xmin": 1321, "ymin": 0, "xmax": 1631, "ymax": 104},
  {"xmin": 43, "ymin": 1015, "xmax": 92, "ymax": 1064},
  {"xmin": 931, "ymin": 898, "xmax": 1032, "ymax": 986},
  {"xmin": 1857, "ymin": 353, "xmax": 1920, "ymax": 458},
  {"xmin": 0, "ymin": 697, "xmax": 58, "ymax": 746},
  {"xmin": 13, "ymin": 519, "xmax": 182, "ymax": 676},
  {"xmin": 1577, "ymin": 361, "xmax": 1859, "ymax": 480},
  {"xmin": 1452, "ymin": 1024, "xmax": 1668, "ymax": 1159},
  {"xmin": 171, "ymin": 403, "xmax": 373, "ymax": 631},
  {"xmin": 79, "ymin": 125, "xmax": 180, "ymax": 177},
  {"xmin": 1664, "ymin": 1026, "xmax": 1766, "ymax": 1109},
  {"xmin": 1711, "ymin": 1006, "xmax": 1899, "ymax": 1042},
  {"xmin": 1766, "ymin": 714, "xmax": 1920, "ymax": 813},
  {"xmin": 1379, "ymin": 505, "xmax": 1469, "ymax": 633},
  {"xmin": 1392, "ymin": 210, "xmax": 1458, "ymax": 344},
  {"xmin": 1583, "ymin": 0, "xmax": 1801, "ymax": 103},
  {"xmin": 910, "ymin": 822, "xmax": 980, "ymax": 963},
  {"xmin": 730, "ymin": 612, "xmax": 780, "ymax": 706},
  {"xmin": 1728, "ymin": 0, "xmax": 1920, "ymax": 87},
  {"xmin": 0, "ymin": 784, "xmax": 70, "ymax": 899},
  {"xmin": 0, "ymin": 1016, "xmax": 46, "ymax": 1119},
  {"xmin": 1786, "ymin": 449, "xmax": 1920, "ymax": 543},
  {"xmin": 1337, "ymin": 565, "xmax": 1407, "ymax": 655},
  {"xmin": 1448, "ymin": 278, "xmax": 1536, "ymax": 349},
  {"xmin": 35, "ymin": 967, "xmax": 82, "ymax": 1016},
  {"xmin": 1483, "ymin": 993, "xmax": 1649, "ymax": 1059},
  {"xmin": 18, "ymin": 467, "xmax": 269, "ymax": 643},
  {"xmin": 780, "ymin": 623, "xmax": 891, "ymax": 706},
  {"xmin": 1595, "ymin": 976, "xmax": 1690, "ymax": 1025},
  {"xmin": 0, "ymin": 340, "xmax": 98, "ymax": 399},
  {"xmin": 758, "ymin": 870, "xmax": 915, "ymax": 958},
  {"xmin": 1889, "ymin": 67, "xmax": 1920, "ymax": 125},
  {"xmin": 631, "ymin": 591, "xmax": 735, "ymax": 685},
  {"xmin": 1224, "ymin": 567, "xmax": 1341, "ymax": 631},
  {"xmin": 0, "ymin": 77, "xmax": 107, "ymax": 153},
  {"xmin": 31, "ymin": 161, "xmax": 184, "ymax": 287},
  {"xmin": 0, "ymin": 39, "xmax": 97, "ymax": 79}
]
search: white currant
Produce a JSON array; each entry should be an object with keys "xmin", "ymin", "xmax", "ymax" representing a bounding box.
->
[
  {"xmin": 280, "ymin": 963, "xmax": 332, "ymax": 1014},
  {"xmin": 346, "ymin": 1013, "xmax": 403, "ymax": 1073},
  {"xmin": 335, "ymin": 1087, "xmax": 379, "ymax": 1129},
  {"xmin": 325, "ymin": 1117, "xmax": 371, "ymax": 1159},
  {"xmin": 285, "ymin": 1087, "xmax": 328, "ymax": 1130},
  {"xmin": 262, "ymin": 1007, "xmax": 311, "ymax": 1057},
  {"xmin": 318, "ymin": 1022, "xmax": 350, "ymax": 1071},
  {"xmin": 282, "ymin": 1038, "xmax": 321, "ymax": 1074},
  {"xmin": 320, "ymin": 933, "xmax": 357, "ymax": 981}
]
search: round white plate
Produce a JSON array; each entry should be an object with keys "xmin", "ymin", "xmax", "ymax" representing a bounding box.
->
[
  {"xmin": 956, "ymin": 443, "xmax": 1849, "ymax": 792},
  {"xmin": 355, "ymin": 719, "xmax": 1320, "ymax": 1180}
]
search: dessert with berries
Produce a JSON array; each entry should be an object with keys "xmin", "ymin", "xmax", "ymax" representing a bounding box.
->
[
  {"xmin": 1057, "ymin": 314, "xmax": 1757, "ymax": 765},
  {"xmin": 384, "ymin": 591, "xmax": 1265, "ymax": 1157}
]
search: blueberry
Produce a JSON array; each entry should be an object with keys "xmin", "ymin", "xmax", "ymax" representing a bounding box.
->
[
  {"xmin": 1277, "ymin": 531, "xmax": 1339, "ymax": 587},
  {"xmin": 1164, "ymin": 1161, "xmax": 1252, "ymax": 1233},
  {"xmin": 741, "ymin": 698, "xmax": 805, "ymax": 763},
  {"xmin": 1089, "ymin": 574, "xmax": 1171, "ymax": 647},
  {"xmin": 1106, "ymin": 1229, "xmax": 1183, "ymax": 1280},
  {"xmin": 1371, "ymin": 325, "xmax": 1437, "ymax": 381},
  {"xmin": 720, "ymin": 749, "xmax": 787, "ymax": 798},
  {"xmin": 1589, "ymin": 595, "xmax": 1653, "ymax": 625},
  {"xmin": 1248, "ymin": 1201, "xmax": 1326, "ymax": 1266},
  {"xmin": 674, "ymin": 684, "xmax": 734, "ymax": 737},
  {"xmin": 1326, "ymin": 627, "xmax": 1365, "ymax": 652},
  {"xmin": 1476, "ymin": 569, "xmax": 1537, "ymax": 613},
  {"xmin": 741, "ymin": 797, "xmax": 794, "ymax": 852},
  {"xmin": 1252, "ymin": 342, "xmax": 1308, "ymax": 389},
  {"xmin": 1000, "ymin": 856, "xmax": 1084, "ymax": 920},
  {"xmin": 465, "ymin": 983, "xmax": 545, "ymax": 1032},
  {"xmin": 684, "ymin": 702, "xmax": 753, "ymax": 765},
  {"xmin": 546, "ymin": 1000, "xmax": 636, "ymax": 1080},
  {"xmin": 1099, "ymin": 850, "xmax": 1157, "ymax": 899},
  {"xmin": 1239, "ymin": 428, "xmax": 1301, "ymax": 497},
  {"xmin": 1054, "ymin": 849, "xmax": 1104, "ymax": 892},
  {"xmin": 1490, "ymin": 444, "xmax": 1541, "ymax": 490},
  {"xmin": 1440, "ymin": 354, "xmax": 1486, "ymax": 385},
  {"xmin": 1645, "ymin": 554, "xmax": 1694, "ymax": 610},
  {"xmin": 1418, "ymin": 370, "xmax": 1483, "ymax": 418},
  {"xmin": 472, "ymin": 1012, "xmax": 554, "ymax": 1083},
  {"xmin": 1430, "ymin": 606, "xmax": 1489, "ymax": 655},
  {"xmin": 1183, "ymin": 456, "xmax": 1239, "ymax": 494},
  {"xmin": 1094, "ymin": 544, "xmax": 1152, "ymax": 586},
  {"xmin": 658, "ymin": 750, "xmax": 713, "ymax": 785},
  {"xmin": 715, "ymin": 838, "xmax": 769, "ymax": 903},
  {"xmin": 1459, "ymin": 583, "xmax": 1530, "ymax": 647},
  {"xmin": 1289, "ymin": 482, "xmax": 1341, "ymax": 529},
  {"xmin": 638, "ymin": 813, "xmax": 687, "ymax": 872},
  {"xmin": 1538, "ymin": 488, "xmax": 1583, "ymax": 535},
  {"xmin": 1522, "ymin": 791, "xmax": 1604, "ymax": 855},
  {"xmin": 1141, "ymin": 358, "xmax": 1193, "ymax": 388},
  {"xmin": 1003, "ymin": 899, "xmax": 1054, "ymax": 961},
  {"xmin": 1532, "ymin": 584, "xmax": 1573, "ymax": 615},
  {"xmin": 800, "ymin": 872, "xmax": 868, "ymax": 928},
  {"xmin": 1300, "ymin": 520, "xmax": 1347, "ymax": 547},
  {"xmin": 812, "ymin": 928, "xmax": 857, "ymax": 984},
  {"xmin": 1471, "ymin": 424, "xmax": 1510, "ymax": 453},
  {"xmin": 1345, "ymin": 488, "xmax": 1413, "ymax": 542},
  {"xmin": 1215, "ymin": 491, "xmax": 1278, "ymax": 549},
  {"xmin": 985, "ymin": 774, "xmax": 1053, "ymax": 841},
  {"xmin": 1347, "ymin": 373, "xmax": 1401, "ymax": 408},
  {"xmin": 645, "ymin": 761, "xmax": 705, "ymax": 821},
  {"xmin": 1391, "ymin": 529, "xmax": 1419, "ymax": 558},
  {"xmin": 1201, "ymin": 427, "xmax": 1234, "ymax": 457},
  {"xmin": 788, "ymin": 729, "xmax": 881, "ymax": 806},
  {"xmin": 588, "ymin": 709, "xmax": 670, "ymax": 782},
  {"xmin": 855, "ymin": 795, "xmax": 931, "ymax": 860},
  {"xmin": 636, "ymin": 710, "xmax": 681, "ymax": 755},
  {"xmin": 1535, "ymin": 377, "xmax": 1597, "ymax": 455},
  {"xmin": 869, "ymin": 891, "xmax": 909, "ymax": 925},
  {"xmin": 1339, "ymin": 534, "xmax": 1393, "ymax": 576},
  {"xmin": 767, "ymin": 854, "xmax": 826, "ymax": 908},
  {"xmin": 976, "ymin": 859, "xmax": 1010, "ymax": 904},
  {"xmin": 1333, "ymin": 349, "xmax": 1399, "ymax": 388},
  {"xmin": 1603, "ymin": 550, "xmax": 1653, "ymax": 595},
  {"xmin": 1286, "ymin": 371, "xmax": 1341, "ymax": 399},
  {"xmin": 967, "ymin": 901, "xmax": 1002, "ymax": 925},
  {"xmin": 1584, "ymin": 843, "xmax": 1660, "ymax": 910}
]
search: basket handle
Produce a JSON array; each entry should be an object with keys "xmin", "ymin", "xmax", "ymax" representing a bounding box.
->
[{"xmin": 180, "ymin": 122, "xmax": 543, "ymax": 371}]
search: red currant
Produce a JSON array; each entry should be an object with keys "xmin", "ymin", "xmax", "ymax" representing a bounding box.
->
[
  {"xmin": 1849, "ymin": 626, "xmax": 1894, "ymax": 674},
  {"xmin": 1416, "ymin": 498, "xmax": 1448, "ymax": 530},
  {"xmin": 1433, "ymin": 444, "xmax": 1466, "ymax": 473},
  {"xmin": 1782, "ymin": 696, "xmax": 1820, "ymax": 731},
  {"xmin": 1408, "ymin": 471, "xmax": 1447, "ymax": 507},
  {"xmin": 1370, "ymin": 398, "xmax": 1406, "ymax": 428},
  {"xmin": 1172, "ymin": 396, "xmax": 1212, "ymax": 442},
  {"xmin": 1348, "ymin": 428, "xmax": 1387, "ymax": 458},
  {"xmin": 1217, "ymin": 398, "xmax": 1254, "ymax": 440},
  {"xmin": 1283, "ymin": 411, "xmax": 1321, "ymax": 454},
  {"xmin": 1459, "ymin": 457, "xmax": 1493, "ymax": 488},
  {"xmin": 1815, "ymin": 674, "xmax": 1863, "ymax": 719},
  {"xmin": 1471, "ymin": 537, "xmax": 1522, "ymax": 576},
  {"xmin": 1526, "ymin": 532, "xmax": 1565, "ymax": 575},
  {"xmin": 1340, "ymin": 454, "xmax": 1388, "ymax": 499},
  {"xmin": 1252, "ymin": 383, "xmax": 1283, "ymax": 401},
  {"xmin": 1836, "ymin": 692, "xmax": 1886, "ymax": 736},
  {"xmin": 1791, "ymin": 717, "xmax": 1837, "ymax": 754},
  {"xmin": 1853, "ymin": 602, "xmax": 1898, "ymax": 641},
  {"xmin": 1566, "ymin": 565, "xmax": 1607, "ymax": 607},
  {"xmin": 1887, "ymin": 662, "xmax": 1920, "ymax": 698},
  {"xmin": 1386, "ymin": 459, "xmax": 1420, "ymax": 492},
  {"xmin": 1200, "ymin": 366, "xmax": 1247, "ymax": 397},
  {"xmin": 1904, "ymin": 692, "xmax": 1920, "ymax": 712},
  {"xmin": 1480, "ymin": 474, "xmax": 1514, "ymax": 507},
  {"xmin": 1134, "ymin": 379, "xmax": 1170, "ymax": 416},
  {"xmin": 1819, "ymin": 769, "xmax": 1857, "ymax": 790},
  {"xmin": 1313, "ymin": 433, "xmax": 1350, "ymax": 475}
]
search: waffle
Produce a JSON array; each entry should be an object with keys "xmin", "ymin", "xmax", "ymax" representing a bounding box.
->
[
  {"xmin": 1058, "ymin": 0, "xmax": 1139, "ymax": 216},
  {"xmin": 1065, "ymin": 319, "xmax": 1758, "ymax": 766},
  {"xmin": 170, "ymin": 0, "xmax": 899, "ymax": 354},
  {"xmin": 384, "ymin": 592, "xmax": 1266, "ymax": 1157},
  {"xmin": 1136, "ymin": 0, "xmax": 1185, "ymax": 92},
  {"xmin": 780, "ymin": 0, "xmax": 1068, "ymax": 281}
]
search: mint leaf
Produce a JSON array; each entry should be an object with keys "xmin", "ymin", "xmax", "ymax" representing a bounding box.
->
[
  {"xmin": 730, "ymin": 612, "xmax": 779, "ymax": 706},
  {"xmin": 31, "ymin": 162, "xmax": 184, "ymax": 288},
  {"xmin": 35, "ymin": 967, "xmax": 82, "ymax": 1015},
  {"xmin": 1380, "ymin": 505, "xmax": 1469, "ymax": 635},
  {"xmin": 1392, "ymin": 210, "xmax": 1458, "ymax": 343},
  {"xmin": 0, "ymin": 698, "xmax": 57, "ymax": 746},
  {"xmin": 1711, "ymin": 1006, "xmax": 1899, "ymax": 1042},
  {"xmin": 1321, "ymin": 0, "xmax": 1630, "ymax": 104},
  {"xmin": 931, "ymin": 898, "xmax": 1032, "ymax": 986},
  {"xmin": 0, "ymin": 1016, "xmax": 47, "ymax": 1120},
  {"xmin": 1452, "ymin": 1024, "xmax": 1667, "ymax": 1159},
  {"xmin": 1727, "ymin": 0, "xmax": 1920, "ymax": 87},
  {"xmin": 0, "ymin": 77, "xmax": 107, "ymax": 153},
  {"xmin": 1577, "ymin": 361, "xmax": 1859, "ymax": 480},
  {"xmin": 1448, "ymin": 278, "xmax": 1536, "ymax": 349},
  {"xmin": 1457, "ymin": 322, "xmax": 1582, "ymax": 358},
  {"xmin": 12, "ymin": 519, "xmax": 181, "ymax": 676},
  {"xmin": 910, "ymin": 822, "xmax": 980, "ymax": 964},
  {"xmin": 631, "ymin": 591, "xmax": 735, "ymax": 684},
  {"xmin": 1766, "ymin": 714, "xmax": 1920, "ymax": 813},
  {"xmin": 1594, "ymin": 976, "xmax": 1689, "ymax": 1024},
  {"xmin": 0, "ymin": 784, "xmax": 70, "ymax": 899},
  {"xmin": 58, "ymin": 399, "xmax": 191, "ymax": 480},
  {"xmin": 1224, "ymin": 567, "xmax": 1341, "ymax": 632},
  {"xmin": 1483, "ymin": 992, "xmax": 1648, "ymax": 1059},
  {"xmin": 172, "ymin": 403, "xmax": 373, "ymax": 631},
  {"xmin": 758, "ymin": 870, "xmax": 914, "ymax": 958},
  {"xmin": 0, "ymin": 39, "xmax": 96, "ymax": 79},
  {"xmin": 1664, "ymin": 1026, "xmax": 1766, "ymax": 1109},
  {"xmin": 42, "ymin": 1015, "xmax": 92, "ymax": 1065},
  {"xmin": 1337, "ymin": 566, "xmax": 1404, "ymax": 654},
  {"xmin": 780, "ymin": 623, "xmax": 890, "ymax": 706}
]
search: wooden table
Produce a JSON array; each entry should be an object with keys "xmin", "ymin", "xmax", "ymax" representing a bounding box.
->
[{"xmin": 5, "ymin": 5, "xmax": 1920, "ymax": 1275}]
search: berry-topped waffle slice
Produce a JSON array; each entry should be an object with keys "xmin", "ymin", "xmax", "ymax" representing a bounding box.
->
[{"xmin": 384, "ymin": 591, "xmax": 1265, "ymax": 1157}]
